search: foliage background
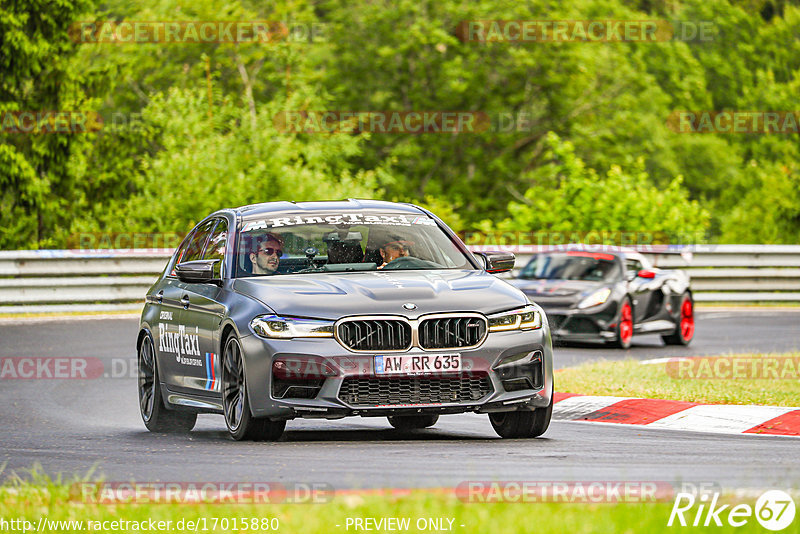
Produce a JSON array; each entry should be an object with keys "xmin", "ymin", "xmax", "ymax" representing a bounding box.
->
[{"xmin": 1, "ymin": 0, "xmax": 799, "ymax": 249}]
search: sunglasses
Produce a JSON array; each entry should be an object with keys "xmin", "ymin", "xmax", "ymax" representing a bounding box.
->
[{"xmin": 258, "ymin": 247, "xmax": 283, "ymax": 257}]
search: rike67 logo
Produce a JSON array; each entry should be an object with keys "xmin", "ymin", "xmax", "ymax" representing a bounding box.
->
[{"xmin": 668, "ymin": 489, "xmax": 795, "ymax": 530}]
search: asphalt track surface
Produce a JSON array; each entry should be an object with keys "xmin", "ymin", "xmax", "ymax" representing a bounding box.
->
[{"xmin": 1, "ymin": 310, "xmax": 799, "ymax": 490}]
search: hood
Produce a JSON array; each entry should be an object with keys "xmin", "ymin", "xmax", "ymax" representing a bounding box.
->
[
  {"xmin": 233, "ymin": 270, "xmax": 527, "ymax": 320},
  {"xmin": 509, "ymin": 278, "xmax": 608, "ymax": 296},
  {"xmin": 507, "ymin": 278, "xmax": 609, "ymax": 307}
]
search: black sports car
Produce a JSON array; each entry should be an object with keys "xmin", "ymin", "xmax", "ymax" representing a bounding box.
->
[
  {"xmin": 137, "ymin": 200, "xmax": 554, "ymax": 441},
  {"xmin": 508, "ymin": 248, "xmax": 694, "ymax": 349}
]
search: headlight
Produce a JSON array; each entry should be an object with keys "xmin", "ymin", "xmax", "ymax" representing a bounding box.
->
[
  {"xmin": 577, "ymin": 288, "xmax": 612, "ymax": 309},
  {"xmin": 251, "ymin": 315, "xmax": 335, "ymax": 339},
  {"xmin": 488, "ymin": 305, "xmax": 542, "ymax": 332}
]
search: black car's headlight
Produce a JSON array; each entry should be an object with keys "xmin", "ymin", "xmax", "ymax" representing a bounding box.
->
[
  {"xmin": 251, "ymin": 315, "xmax": 335, "ymax": 339},
  {"xmin": 488, "ymin": 305, "xmax": 543, "ymax": 332},
  {"xmin": 577, "ymin": 288, "xmax": 612, "ymax": 309}
]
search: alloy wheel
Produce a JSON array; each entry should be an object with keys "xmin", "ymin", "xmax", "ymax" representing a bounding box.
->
[
  {"xmin": 222, "ymin": 337, "xmax": 246, "ymax": 431},
  {"xmin": 138, "ymin": 336, "xmax": 156, "ymax": 421}
]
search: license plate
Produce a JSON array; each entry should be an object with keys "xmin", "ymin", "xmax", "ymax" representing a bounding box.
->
[{"xmin": 374, "ymin": 353, "xmax": 461, "ymax": 375}]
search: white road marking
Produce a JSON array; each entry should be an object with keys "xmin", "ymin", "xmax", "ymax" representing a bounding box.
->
[
  {"xmin": 639, "ymin": 357, "xmax": 692, "ymax": 365},
  {"xmin": 553, "ymin": 395, "xmax": 634, "ymax": 420},
  {"xmin": 645, "ymin": 405, "xmax": 797, "ymax": 433}
]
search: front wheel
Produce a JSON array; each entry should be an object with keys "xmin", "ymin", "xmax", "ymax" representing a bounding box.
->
[
  {"xmin": 387, "ymin": 414, "xmax": 439, "ymax": 430},
  {"xmin": 610, "ymin": 297, "xmax": 634, "ymax": 349},
  {"xmin": 222, "ymin": 335, "xmax": 285, "ymax": 441},
  {"xmin": 138, "ymin": 332, "xmax": 196, "ymax": 433},
  {"xmin": 662, "ymin": 293, "xmax": 695, "ymax": 346},
  {"xmin": 489, "ymin": 397, "xmax": 552, "ymax": 438}
]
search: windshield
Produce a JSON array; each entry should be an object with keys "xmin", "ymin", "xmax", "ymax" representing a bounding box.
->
[
  {"xmin": 235, "ymin": 211, "xmax": 473, "ymax": 277},
  {"xmin": 520, "ymin": 252, "xmax": 622, "ymax": 282}
]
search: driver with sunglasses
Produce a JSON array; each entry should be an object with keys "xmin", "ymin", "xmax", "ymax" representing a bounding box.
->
[
  {"xmin": 250, "ymin": 233, "xmax": 283, "ymax": 275},
  {"xmin": 378, "ymin": 239, "xmax": 412, "ymax": 269}
]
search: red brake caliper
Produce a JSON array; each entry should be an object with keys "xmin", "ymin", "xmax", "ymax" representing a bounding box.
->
[
  {"xmin": 620, "ymin": 303, "xmax": 632, "ymax": 342},
  {"xmin": 680, "ymin": 298, "xmax": 695, "ymax": 340}
]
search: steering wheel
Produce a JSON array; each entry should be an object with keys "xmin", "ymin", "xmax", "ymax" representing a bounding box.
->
[{"xmin": 381, "ymin": 256, "xmax": 440, "ymax": 270}]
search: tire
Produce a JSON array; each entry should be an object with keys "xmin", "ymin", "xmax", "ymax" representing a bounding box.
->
[
  {"xmin": 222, "ymin": 335, "xmax": 285, "ymax": 441},
  {"xmin": 138, "ymin": 332, "xmax": 197, "ymax": 433},
  {"xmin": 662, "ymin": 292, "xmax": 695, "ymax": 346},
  {"xmin": 610, "ymin": 297, "xmax": 634, "ymax": 349},
  {"xmin": 387, "ymin": 414, "xmax": 439, "ymax": 430},
  {"xmin": 489, "ymin": 396, "xmax": 553, "ymax": 438}
]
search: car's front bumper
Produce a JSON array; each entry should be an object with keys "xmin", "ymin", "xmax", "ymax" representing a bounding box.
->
[
  {"xmin": 541, "ymin": 300, "xmax": 620, "ymax": 343},
  {"xmin": 239, "ymin": 328, "xmax": 554, "ymax": 420}
]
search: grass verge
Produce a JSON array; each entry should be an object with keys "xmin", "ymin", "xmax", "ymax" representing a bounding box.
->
[
  {"xmin": 556, "ymin": 352, "xmax": 800, "ymax": 406},
  {"xmin": 0, "ymin": 309, "xmax": 140, "ymax": 320},
  {"xmin": 0, "ymin": 480, "xmax": 780, "ymax": 534}
]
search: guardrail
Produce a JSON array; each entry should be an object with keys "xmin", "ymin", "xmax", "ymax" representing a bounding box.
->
[
  {"xmin": 492, "ymin": 244, "xmax": 800, "ymax": 302},
  {"xmin": 0, "ymin": 250, "xmax": 170, "ymax": 313},
  {"xmin": 0, "ymin": 245, "xmax": 798, "ymax": 313}
]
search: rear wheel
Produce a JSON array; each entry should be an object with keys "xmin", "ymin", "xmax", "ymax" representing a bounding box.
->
[
  {"xmin": 387, "ymin": 414, "xmax": 439, "ymax": 430},
  {"xmin": 610, "ymin": 297, "xmax": 634, "ymax": 349},
  {"xmin": 138, "ymin": 333, "xmax": 196, "ymax": 433},
  {"xmin": 489, "ymin": 396, "xmax": 552, "ymax": 438},
  {"xmin": 222, "ymin": 335, "xmax": 285, "ymax": 441},
  {"xmin": 662, "ymin": 293, "xmax": 695, "ymax": 346}
]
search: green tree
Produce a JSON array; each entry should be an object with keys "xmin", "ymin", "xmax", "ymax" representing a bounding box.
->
[
  {"xmin": 4, "ymin": 0, "xmax": 800, "ymax": 249},
  {"xmin": 67, "ymin": 0, "xmax": 393, "ymax": 237},
  {"xmin": 83, "ymin": 86, "xmax": 389, "ymax": 233},
  {"xmin": 317, "ymin": 0, "xmax": 725, "ymax": 231},
  {"xmin": 480, "ymin": 133, "xmax": 710, "ymax": 242},
  {"xmin": 0, "ymin": 0, "xmax": 105, "ymax": 248}
]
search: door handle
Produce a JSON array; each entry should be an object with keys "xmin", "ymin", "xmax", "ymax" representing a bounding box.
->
[
  {"xmin": 181, "ymin": 295, "xmax": 190, "ymax": 309},
  {"xmin": 156, "ymin": 290, "xmax": 164, "ymax": 303}
]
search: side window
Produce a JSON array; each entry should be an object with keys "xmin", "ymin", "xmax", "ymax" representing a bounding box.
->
[
  {"xmin": 204, "ymin": 219, "xmax": 228, "ymax": 278},
  {"xmin": 183, "ymin": 219, "xmax": 216, "ymax": 262},
  {"xmin": 169, "ymin": 233, "xmax": 195, "ymax": 277},
  {"xmin": 626, "ymin": 258, "xmax": 643, "ymax": 275}
]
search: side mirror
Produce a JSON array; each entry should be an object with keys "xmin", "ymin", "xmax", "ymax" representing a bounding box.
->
[
  {"xmin": 637, "ymin": 269, "xmax": 656, "ymax": 279},
  {"xmin": 475, "ymin": 251, "xmax": 515, "ymax": 273},
  {"xmin": 175, "ymin": 260, "xmax": 220, "ymax": 284}
]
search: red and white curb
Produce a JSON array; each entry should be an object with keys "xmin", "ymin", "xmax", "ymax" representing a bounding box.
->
[{"xmin": 553, "ymin": 393, "xmax": 800, "ymax": 437}]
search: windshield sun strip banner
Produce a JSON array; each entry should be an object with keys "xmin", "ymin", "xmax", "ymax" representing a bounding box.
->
[{"xmin": 241, "ymin": 213, "xmax": 437, "ymax": 232}]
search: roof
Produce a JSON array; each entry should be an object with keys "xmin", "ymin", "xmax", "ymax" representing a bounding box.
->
[
  {"xmin": 233, "ymin": 199, "xmax": 426, "ymax": 217},
  {"xmin": 538, "ymin": 244, "xmax": 638, "ymax": 256}
]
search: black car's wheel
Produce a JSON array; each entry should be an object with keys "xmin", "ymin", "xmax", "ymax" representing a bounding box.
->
[
  {"xmin": 138, "ymin": 332, "xmax": 196, "ymax": 433},
  {"xmin": 662, "ymin": 292, "xmax": 695, "ymax": 346},
  {"xmin": 610, "ymin": 297, "xmax": 634, "ymax": 349},
  {"xmin": 489, "ymin": 396, "xmax": 552, "ymax": 438},
  {"xmin": 387, "ymin": 414, "xmax": 439, "ymax": 430},
  {"xmin": 222, "ymin": 335, "xmax": 285, "ymax": 441}
]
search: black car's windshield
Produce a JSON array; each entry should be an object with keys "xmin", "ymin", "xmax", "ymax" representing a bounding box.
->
[
  {"xmin": 520, "ymin": 252, "xmax": 622, "ymax": 282},
  {"xmin": 235, "ymin": 211, "xmax": 473, "ymax": 277}
]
